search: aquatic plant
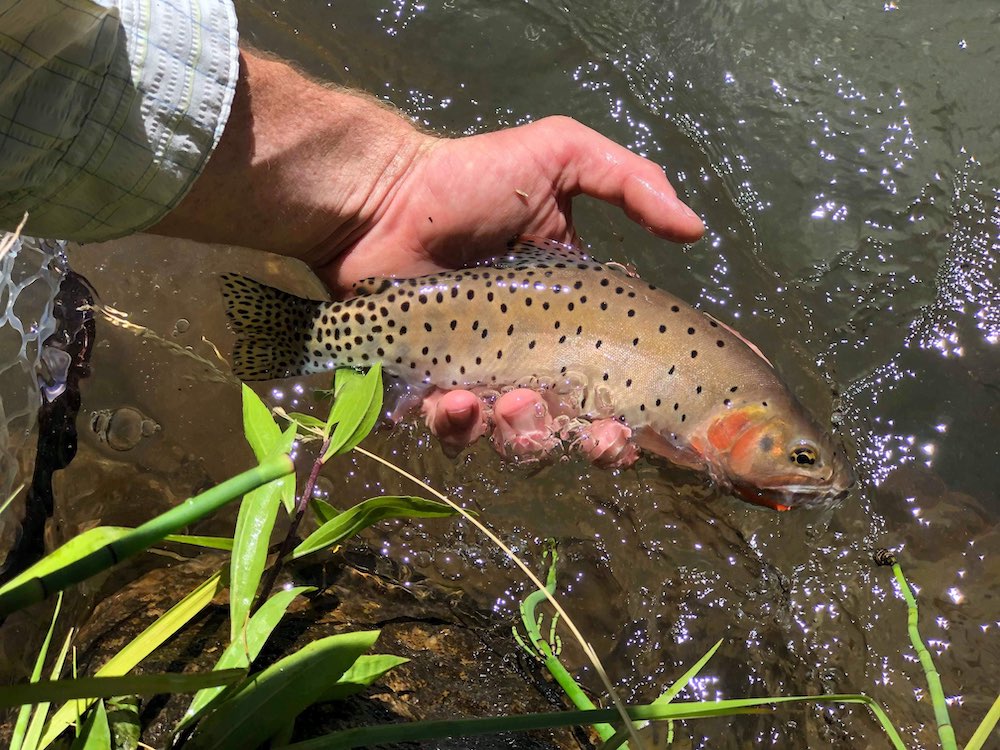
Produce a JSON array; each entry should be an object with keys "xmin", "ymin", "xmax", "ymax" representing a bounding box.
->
[{"xmin": 1, "ymin": 367, "xmax": 997, "ymax": 749}]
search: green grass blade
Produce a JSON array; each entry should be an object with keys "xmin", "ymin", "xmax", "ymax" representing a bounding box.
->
[
  {"xmin": 178, "ymin": 586, "xmax": 314, "ymax": 734},
  {"xmin": 600, "ymin": 638, "xmax": 728, "ymax": 749},
  {"xmin": 187, "ymin": 630, "xmax": 381, "ymax": 750},
  {"xmin": 964, "ymin": 693, "xmax": 1000, "ymax": 750},
  {"xmin": 69, "ymin": 700, "xmax": 109, "ymax": 750},
  {"xmin": 22, "ymin": 624, "xmax": 73, "ymax": 750},
  {"xmin": 161, "ymin": 534, "xmax": 234, "ymax": 551},
  {"xmin": 11, "ymin": 593, "xmax": 63, "ymax": 750},
  {"xmin": 323, "ymin": 365, "xmax": 382, "ymax": 460},
  {"xmin": 319, "ymin": 654, "xmax": 410, "ymax": 702},
  {"xmin": 291, "ymin": 496, "xmax": 456, "ymax": 559},
  {"xmin": 277, "ymin": 694, "xmax": 908, "ymax": 750},
  {"xmin": 2, "ymin": 671, "xmax": 246, "ymax": 709},
  {"xmin": 0, "ymin": 457, "xmax": 291, "ymax": 617},
  {"xmin": 655, "ymin": 639, "xmax": 723, "ymax": 706},
  {"xmin": 39, "ymin": 571, "xmax": 226, "ymax": 748}
]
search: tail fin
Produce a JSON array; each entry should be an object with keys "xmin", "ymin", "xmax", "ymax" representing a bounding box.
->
[{"xmin": 220, "ymin": 274, "xmax": 325, "ymax": 381}]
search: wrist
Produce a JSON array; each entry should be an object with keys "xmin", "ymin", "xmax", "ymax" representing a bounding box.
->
[{"xmin": 150, "ymin": 48, "xmax": 433, "ymax": 263}]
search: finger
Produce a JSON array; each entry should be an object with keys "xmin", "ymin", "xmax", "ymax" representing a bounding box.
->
[
  {"xmin": 574, "ymin": 418, "xmax": 641, "ymax": 469},
  {"xmin": 422, "ymin": 389, "xmax": 487, "ymax": 448},
  {"xmin": 491, "ymin": 389, "xmax": 560, "ymax": 460},
  {"xmin": 531, "ymin": 116, "xmax": 705, "ymax": 243}
]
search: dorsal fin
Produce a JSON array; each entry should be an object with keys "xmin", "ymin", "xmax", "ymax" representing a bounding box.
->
[
  {"xmin": 484, "ymin": 235, "xmax": 603, "ymax": 271},
  {"xmin": 348, "ymin": 277, "xmax": 394, "ymax": 297}
]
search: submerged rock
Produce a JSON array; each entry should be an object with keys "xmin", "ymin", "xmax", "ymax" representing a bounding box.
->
[{"xmin": 69, "ymin": 547, "xmax": 596, "ymax": 749}]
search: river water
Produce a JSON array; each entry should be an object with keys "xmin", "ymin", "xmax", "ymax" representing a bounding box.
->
[{"xmin": 4, "ymin": 1, "xmax": 999, "ymax": 748}]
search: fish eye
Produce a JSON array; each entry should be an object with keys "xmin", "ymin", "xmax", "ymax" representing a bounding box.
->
[{"xmin": 789, "ymin": 444, "xmax": 818, "ymax": 465}]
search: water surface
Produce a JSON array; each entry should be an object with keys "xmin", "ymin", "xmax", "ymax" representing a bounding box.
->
[{"xmin": 7, "ymin": 1, "xmax": 998, "ymax": 747}]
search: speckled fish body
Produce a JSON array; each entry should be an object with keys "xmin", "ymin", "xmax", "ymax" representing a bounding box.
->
[{"xmin": 223, "ymin": 238, "xmax": 854, "ymax": 509}]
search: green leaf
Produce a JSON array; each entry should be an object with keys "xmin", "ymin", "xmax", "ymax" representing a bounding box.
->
[
  {"xmin": 187, "ymin": 631, "xmax": 380, "ymax": 750},
  {"xmin": 105, "ymin": 695, "xmax": 140, "ymax": 750},
  {"xmin": 178, "ymin": 586, "xmax": 314, "ymax": 734},
  {"xmin": 241, "ymin": 384, "xmax": 282, "ymax": 462},
  {"xmin": 309, "ymin": 498, "xmax": 339, "ymax": 525},
  {"xmin": 0, "ymin": 671, "xmax": 245, "ymax": 709},
  {"xmin": 70, "ymin": 700, "xmax": 110, "ymax": 750},
  {"xmin": 292, "ymin": 496, "xmax": 456, "ymax": 559},
  {"xmin": 319, "ymin": 654, "xmax": 409, "ymax": 702},
  {"xmin": 322, "ymin": 365, "xmax": 383, "ymax": 460},
  {"xmin": 21, "ymin": 619, "xmax": 73, "ymax": 750},
  {"xmin": 0, "ymin": 528, "xmax": 129, "ymax": 595},
  {"xmin": 230, "ymin": 484, "xmax": 282, "ymax": 645},
  {"xmin": 11, "ymin": 593, "xmax": 62, "ymax": 750},
  {"xmin": 40, "ymin": 571, "xmax": 226, "ymax": 748}
]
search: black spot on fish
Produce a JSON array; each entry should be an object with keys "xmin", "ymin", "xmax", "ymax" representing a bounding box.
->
[
  {"xmin": 450, "ymin": 320, "xmax": 457, "ymax": 330},
  {"xmin": 600, "ymin": 302, "xmax": 608, "ymax": 311},
  {"xmin": 436, "ymin": 292, "xmax": 444, "ymax": 303},
  {"xmin": 528, "ymin": 340, "xmax": 536, "ymax": 349},
  {"xmin": 632, "ymin": 337, "xmax": 639, "ymax": 346},
  {"xmin": 668, "ymin": 365, "xmax": 675, "ymax": 375},
  {"xmin": 626, "ymin": 378, "xmax": 632, "ymax": 388},
  {"xmin": 467, "ymin": 290, "xmax": 475, "ymax": 300},
  {"xmin": 730, "ymin": 386, "xmax": 738, "ymax": 392},
  {"xmin": 401, "ymin": 302, "xmax": 410, "ymax": 312},
  {"xmin": 671, "ymin": 305, "xmax": 680, "ymax": 312},
  {"xmin": 717, "ymin": 340, "xmax": 725, "ymax": 347},
  {"xmin": 696, "ymin": 386, "xmax": 702, "ymax": 394},
  {"xmin": 691, "ymin": 350, "xmax": 698, "ymax": 358},
  {"xmin": 424, "ymin": 322, "xmax": 432, "ymax": 332},
  {"xmin": 595, "ymin": 340, "xmax": 602, "ymax": 349},
  {"xmin": 687, "ymin": 327, "xmax": 695, "ymax": 335},
  {"xmin": 627, "ymin": 309, "xmax": 635, "ymax": 317},
  {"xmin": 507, "ymin": 324, "xmax": 514, "ymax": 335},
  {"xmin": 418, "ymin": 294, "xmax": 427, "ymax": 304}
]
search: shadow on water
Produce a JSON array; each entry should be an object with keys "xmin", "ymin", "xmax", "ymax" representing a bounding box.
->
[{"xmin": 0, "ymin": 272, "xmax": 94, "ymax": 581}]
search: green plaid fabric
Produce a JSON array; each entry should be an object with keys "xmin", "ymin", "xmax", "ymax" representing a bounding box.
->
[{"xmin": 0, "ymin": 0, "xmax": 238, "ymax": 242}]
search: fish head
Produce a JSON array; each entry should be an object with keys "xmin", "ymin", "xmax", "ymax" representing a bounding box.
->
[{"xmin": 701, "ymin": 402, "xmax": 855, "ymax": 511}]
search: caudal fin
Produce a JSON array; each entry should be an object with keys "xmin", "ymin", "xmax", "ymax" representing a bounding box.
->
[{"xmin": 220, "ymin": 274, "xmax": 324, "ymax": 381}]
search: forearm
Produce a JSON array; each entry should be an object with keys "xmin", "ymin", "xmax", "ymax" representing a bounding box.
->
[{"xmin": 149, "ymin": 48, "xmax": 430, "ymax": 265}]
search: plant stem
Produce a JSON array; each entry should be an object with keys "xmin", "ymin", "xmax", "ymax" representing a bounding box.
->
[
  {"xmin": 254, "ymin": 438, "xmax": 330, "ymax": 612},
  {"xmin": 0, "ymin": 456, "xmax": 293, "ymax": 616},
  {"xmin": 890, "ymin": 562, "xmax": 958, "ymax": 750}
]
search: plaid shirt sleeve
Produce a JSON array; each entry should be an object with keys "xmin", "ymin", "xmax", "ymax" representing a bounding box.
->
[{"xmin": 0, "ymin": 0, "xmax": 239, "ymax": 242}]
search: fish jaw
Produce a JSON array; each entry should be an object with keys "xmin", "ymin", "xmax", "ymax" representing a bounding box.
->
[{"xmin": 693, "ymin": 405, "xmax": 856, "ymax": 511}]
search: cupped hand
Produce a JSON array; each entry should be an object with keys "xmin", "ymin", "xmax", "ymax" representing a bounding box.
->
[
  {"xmin": 316, "ymin": 116, "xmax": 704, "ymax": 463},
  {"xmin": 315, "ymin": 115, "xmax": 703, "ymax": 294}
]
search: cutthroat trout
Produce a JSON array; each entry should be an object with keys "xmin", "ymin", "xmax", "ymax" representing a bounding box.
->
[{"xmin": 222, "ymin": 238, "xmax": 854, "ymax": 510}]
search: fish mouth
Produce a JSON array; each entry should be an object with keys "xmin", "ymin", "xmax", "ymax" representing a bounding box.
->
[{"xmin": 731, "ymin": 480, "xmax": 853, "ymax": 512}]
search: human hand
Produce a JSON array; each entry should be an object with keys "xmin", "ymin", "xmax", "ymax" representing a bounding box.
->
[
  {"xmin": 315, "ymin": 115, "xmax": 703, "ymax": 294},
  {"xmin": 313, "ymin": 116, "xmax": 702, "ymax": 464}
]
